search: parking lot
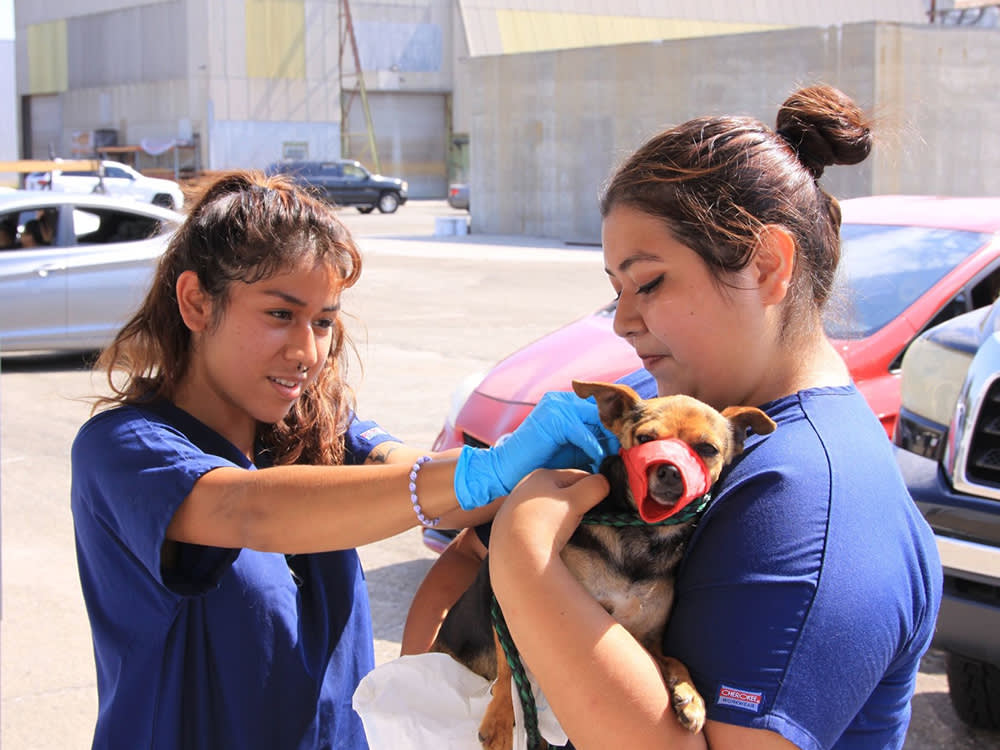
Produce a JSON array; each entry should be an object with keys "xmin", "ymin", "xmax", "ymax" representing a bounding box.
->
[{"xmin": 2, "ymin": 200, "xmax": 998, "ymax": 749}]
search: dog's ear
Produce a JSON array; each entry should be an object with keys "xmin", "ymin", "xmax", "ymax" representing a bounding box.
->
[
  {"xmin": 721, "ymin": 406, "xmax": 777, "ymax": 453},
  {"xmin": 572, "ymin": 380, "xmax": 641, "ymax": 429}
]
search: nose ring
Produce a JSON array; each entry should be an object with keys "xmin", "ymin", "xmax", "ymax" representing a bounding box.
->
[{"xmin": 297, "ymin": 362, "xmax": 308, "ymax": 373}]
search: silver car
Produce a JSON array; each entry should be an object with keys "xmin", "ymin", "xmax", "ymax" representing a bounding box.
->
[{"xmin": 0, "ymin": 191, "xmax": 182, "ymax": 355}]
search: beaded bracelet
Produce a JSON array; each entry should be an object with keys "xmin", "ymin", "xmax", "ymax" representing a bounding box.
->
[{"xmin": 409, "ymin": 455, "xmax": 440, "ymax": 527}]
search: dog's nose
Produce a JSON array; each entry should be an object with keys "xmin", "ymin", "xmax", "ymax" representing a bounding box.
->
[{"xmin": 655, "ymin": 463, "xmax": 682, "ymax": 487}]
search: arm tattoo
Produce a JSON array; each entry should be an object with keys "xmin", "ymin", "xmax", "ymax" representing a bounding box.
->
[{"xmin": 367, "ymin": 443, "xmax": 403, "ymax": 465}]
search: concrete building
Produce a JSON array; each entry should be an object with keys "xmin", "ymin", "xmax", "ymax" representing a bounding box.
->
[
  {"xmin": 466, "ymin": 19, "xmax": 1000, "ymax": 241},
  {"xmin": 12, "ymin": 0, "xmax": 939, "ymax": 198}
]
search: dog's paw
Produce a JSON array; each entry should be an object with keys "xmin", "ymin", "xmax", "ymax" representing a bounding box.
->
[
  {"xmin": 477, "ymin": 716, "xmax": 513, "ymax": 750},
  {"xmin": 669, "ymin": 679, "xmax": 706, "ymax": 734},
  {"xmin": 654, "ymin": 653, "xmax": 706, "ymax": 734}
]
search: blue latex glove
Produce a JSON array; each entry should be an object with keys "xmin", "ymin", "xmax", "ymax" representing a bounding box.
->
[{"xmin": 453, "ymin": 391, "xmax": 621, "ymax": 510}]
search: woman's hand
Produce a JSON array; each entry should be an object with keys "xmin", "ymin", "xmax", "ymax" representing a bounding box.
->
[
  {"xmin": 453, "ymin": 391, "xmax": 618, "ymax": 510},
  {"xmin": 492, "ymin": 469, "xmax": 610, "ymax": 557}
]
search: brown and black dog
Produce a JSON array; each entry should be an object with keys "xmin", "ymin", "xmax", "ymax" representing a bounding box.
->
[{"xmin": 431, "ymin": 379, "xmax": 776, "ymax": 750}]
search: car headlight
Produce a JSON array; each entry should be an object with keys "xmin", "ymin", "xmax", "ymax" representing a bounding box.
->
[
  {"xmin": 444, "ymin": 371, "xmax": 486, "ymax": 430},
  {"xmin": 899, "ymin": 334, "xmax": 973, "ymax": 429},
  {"xmin": 895, "ymin": 331, "xmax": 974, "ymax": 459}
]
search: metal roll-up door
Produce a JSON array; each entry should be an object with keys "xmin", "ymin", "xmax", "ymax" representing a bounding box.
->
[
  {"xmin": 27, "ymin": 94, "xmax": 64, "ymax": 159},
  {"xmin": 343, "ymin": 91, "xmax": 447, "ymax": 200}
]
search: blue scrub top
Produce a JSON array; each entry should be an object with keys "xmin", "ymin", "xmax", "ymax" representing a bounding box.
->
[{"xmin": 71, "ymin": 399, "xmax": 399, "ymax": 750}]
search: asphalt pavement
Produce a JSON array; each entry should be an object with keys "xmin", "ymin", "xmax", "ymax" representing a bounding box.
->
[{"xmin": 1, "ymin": 200, "xmax": 997, "ymax": 749}]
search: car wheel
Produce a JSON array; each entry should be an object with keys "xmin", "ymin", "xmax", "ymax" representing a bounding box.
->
[
  {"xmin": 152, "ymin": 194, "xmax": 175, "ymax": 209},
  {"xmin": 357, "ymin": 205, "xmax": 375, "ymax": 214},
  {"xmin": 377, "ymin": 192, "xmax": 400, "ymax": 214},
  {"xmin": 946, "ymin": 652, "xmax": 1000, "ymax": 729}
]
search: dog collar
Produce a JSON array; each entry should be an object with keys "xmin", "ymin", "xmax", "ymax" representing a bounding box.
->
[{"xmin": 619, "ymin": 439, "xmax": 712, "ymax": 523}]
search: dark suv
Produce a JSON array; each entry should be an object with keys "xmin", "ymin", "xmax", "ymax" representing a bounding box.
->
[
  {"xmin": 894, "ymin": 300, "xmax": 1000, "ymax": 729},
  {"xmin": 265, "ymin": 159, "xmax": 408, "ymax": 214}
]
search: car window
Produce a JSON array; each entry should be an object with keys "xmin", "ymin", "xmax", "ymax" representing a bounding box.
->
[
  {"xmin": 0, "ymin": 210, "xmax": 24, "ymax": 249},
  {"xmin": 269, "ymin": 162, "xmax": 307, "ymax": 177},
  {"xmin": 62, "ymin": 170, "xmax": 97, "ymax": 177},
  {"xmin": 72, "ymin": 207, "xmax": 165, "ymax": 245},
  {"xmin": 0, "ymin": 208, "xmax": 57, "ymax": 249},
  {"xmin": 342, "ymin": 164, "xmax": 366, "ymax": 181},
  {"xmin": 103, "ymin": 166, "xmax": 131, "ymax": 179},
  {"xmin": 824, "ymin": 224, "xmax": 993, "ymax": 339},
  {"xmin": 320, "ymin": 162, "xmax": 343, "ymax": 176},
  {"xmin": 887, "ymin": 265, "xmax": 1000, "ymax": 372}
]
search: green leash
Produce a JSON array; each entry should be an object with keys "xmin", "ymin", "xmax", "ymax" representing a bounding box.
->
[
  {"xmin": 489, "ymin": 494, "xmax": 712, "ymax": 750},
  {"xmin": 580, "ymin": 492, "xmax": 712, "ymax": 528},
  {"xmin": 490, "ymin": 597, "xmax": 543, "ymax": 750}
]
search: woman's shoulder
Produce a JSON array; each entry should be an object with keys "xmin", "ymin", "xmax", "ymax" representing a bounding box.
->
[
  {"xmin": 773, "ymin": 385, "xmax": 892, "ymax": 454},
  {"xmin": 75, "ymin": 402, "xmax": 158, "ymax": 443},
  {"xmin": 723, "ymin": 384, "xmax": 897, "ymax": 495},
  {"xmin": 73, "ymin": 401, "xmax": 208, "ymax": 465},
  {"xmin": 763, "ymin": 384, "xmax": 866, "ymax": 425},
  {"xmin": 756, "ymin": 385, "xmax": 888, "ymax": 454}
]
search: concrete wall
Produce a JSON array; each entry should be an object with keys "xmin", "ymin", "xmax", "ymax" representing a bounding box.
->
[
  {"xmin": 464, "ymin": 21, "xmax": 1000, "ymax": 242},
  {"xmin": 872, "ymin": 22, "xmax": 1000, "ymax": 196},
  {"xmin": 0, "ymin": 35, "xmax": 17, "ymax": 186}
]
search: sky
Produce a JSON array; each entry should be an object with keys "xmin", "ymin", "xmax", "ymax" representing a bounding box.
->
[{"xmin": 1, "ymin": 0, "xmax": 12, "ymax": 41}]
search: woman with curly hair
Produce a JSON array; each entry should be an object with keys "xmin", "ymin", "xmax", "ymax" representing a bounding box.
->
[{"xmin": 71, "ymin": 170, "xmax": 615, "ymax": 750}]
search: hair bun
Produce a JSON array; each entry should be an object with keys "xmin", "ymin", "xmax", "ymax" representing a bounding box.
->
[{"xmin": 775, "ymin": 85, "xmax": 872, "ymax": 179}]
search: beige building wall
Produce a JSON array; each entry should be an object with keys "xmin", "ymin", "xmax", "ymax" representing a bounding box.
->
[
  {"xmin": 14, "ymin": 0, "xmax": 462, "ymax": 194},
  {"xmin": 14, "ymin": 2, "xmax": 989, "ymax": 202},
  {"xmin": 464, "ymin": 21, "xmax": 1000, "ymax": 242},
  {"xmin": 455, "ymin": 0, "xmax": 929, "ymax": 57}
]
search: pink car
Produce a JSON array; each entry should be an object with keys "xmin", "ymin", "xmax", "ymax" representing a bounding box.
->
[{"xmin": 426, "ymin": 196, "xmax": 1000, "ymax": 550}]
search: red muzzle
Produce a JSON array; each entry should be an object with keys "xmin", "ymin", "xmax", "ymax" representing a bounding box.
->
[{"xmin": 619, "ymin": 439, "xmax": 712, "ymax": 523}]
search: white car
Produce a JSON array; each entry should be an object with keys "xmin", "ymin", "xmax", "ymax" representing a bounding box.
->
[
  {"xmin": 25, "ymin": 159, "xmax": 185, "ymax": 210},
  {"xmin": 0, "ymin": 190, "xmax": 182, "ymax": 354}
]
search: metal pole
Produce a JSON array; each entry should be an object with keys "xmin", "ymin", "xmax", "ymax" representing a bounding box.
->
[{"xmin": 341, "ymin": 0, "xmax": 380, "ymax": 173}]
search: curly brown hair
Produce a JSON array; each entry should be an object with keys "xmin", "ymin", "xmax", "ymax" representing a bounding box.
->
[
  {"xmin": 93, "ymin": 169, "xmax": 362, "ymax": 467},
  {"xmin": 600, "ymin": 84, "xmax": 873, "ymax": 342}
]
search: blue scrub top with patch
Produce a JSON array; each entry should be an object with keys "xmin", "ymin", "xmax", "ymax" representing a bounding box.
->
[
  {"xmin": 71, "ymin": 399, "xmax": 400, "ymax": 750},
  {"xmin": 663, "ymin": 385, "xmax": 942, "ymax": 749}
]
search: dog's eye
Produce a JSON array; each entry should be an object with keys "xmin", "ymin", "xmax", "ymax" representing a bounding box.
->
[
  {"xmin": 693, "ymin": 443, "xmax": 720, "ymax": 459},
  {"xmin": 636, "ymin": 434, "xmax": 656, "ymax": 444}
]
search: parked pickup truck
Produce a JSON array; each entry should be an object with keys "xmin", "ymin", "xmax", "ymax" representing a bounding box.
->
[
  {"xmin": 25, "ymin": 159, "xmax": 185, "ymax": 210},
  {"xmin": 265, "ymin": 159, "xmax": 408, "ymax": 214},
  {"xmin": 894, "ymin": 299, "xmax": 1000, "ymax": 729}
]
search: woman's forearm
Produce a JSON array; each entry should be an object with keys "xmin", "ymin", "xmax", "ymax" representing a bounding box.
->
[
  {"xmin": 488, "ymin": 474, "xmax": 707, "ymax": 750},
  {"xmin": 401, "ymin": 527, "xmax": 488, "ymax": 655},
  {"xmin": 166, "ymin": 456, "xmax": 491, "ymax": 553}
]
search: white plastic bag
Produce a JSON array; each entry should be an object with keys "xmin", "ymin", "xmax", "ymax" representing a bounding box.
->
[{"xmin": 352, "ymin": 653, "xmax": 568, "ymax": 749}]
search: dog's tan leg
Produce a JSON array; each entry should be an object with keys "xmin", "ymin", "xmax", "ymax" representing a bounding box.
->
[
  {"xmin": 477, "ymin": 630, "xmax": 516, "ymax": 750},
  {"xmin": 654, "ymin": 653, "xmax": 706, "ymax": 734}
]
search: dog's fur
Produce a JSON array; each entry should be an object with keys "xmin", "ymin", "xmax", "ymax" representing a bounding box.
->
[{"xmin": 431, "ymin": 380, "xmax": 776, "ymax": 750}]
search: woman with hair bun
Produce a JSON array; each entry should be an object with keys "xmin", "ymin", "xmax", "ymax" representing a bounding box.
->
[{"xmin": 484, "ymin": 85, "xmax": 942, "ymax": 749}]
